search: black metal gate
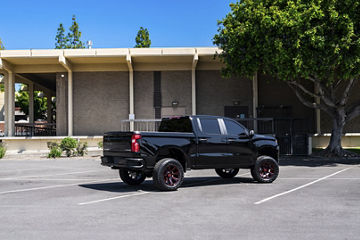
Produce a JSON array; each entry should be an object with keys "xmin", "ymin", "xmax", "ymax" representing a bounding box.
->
[
  {"xmin": 274, "ymin": 119, "xmax": 309, "ymax": 155},
  {"xmin": 257, "ymin": 106, "xmax": 310, "ymax": 155}
]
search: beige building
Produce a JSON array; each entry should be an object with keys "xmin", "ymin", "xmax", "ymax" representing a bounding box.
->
[{"xmin": 0, "ymin": 47, "xmax": 359, "ymax": 153}]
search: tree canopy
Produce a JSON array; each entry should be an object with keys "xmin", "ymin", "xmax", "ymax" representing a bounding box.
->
[
  {"xmin": 135, "ymin": 27, "xmax": 151, "ymax": 48},
  {"xmin": 55, "ymin": 24, "xmax": 67, "ymax": 49},
  {"xmin": 55, "ymin": 15, "xmax": 85, "ymax": 49},
  {"xmin": 214, "ymin": 0, "xmax": 360, "ymax": 156},
  {"xmin": 15, "ymin": 86, "xmax": 48, "ymax": 121},
  {"xmin": 0, "ymin": 38, "xmax": 4, "ymax": 50}
]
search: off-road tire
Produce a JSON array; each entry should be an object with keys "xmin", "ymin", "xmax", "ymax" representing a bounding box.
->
[
  {"xmin": 153, "ymin": 158, "xmax": 184, "ymax": 191},
  {"xmin": 119, "ymin": 168, "xmax": 146, "ymax": 185},
  {"xmin": 215, "ymin": 168, "xmax": 239, "ymax": 178},
  {"xmin": 251, "ymin": 156, "xmax": 279, "ymax": 183}
]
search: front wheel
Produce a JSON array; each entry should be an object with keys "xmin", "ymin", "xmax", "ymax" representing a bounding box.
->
[
  {"xmin": 215, "ymin": 168, "xmax": 239, "ymax": 178},
  {"xmin": 119, "ymin": 168, "xmax": 146, "ymax": 185},
  {"xmin": 153, "ymin": 158, "xmax": 184, "ymax": 191},
  {"xmin": 251, "ymin": 156, "xmax": 279, "ymax": 183}
]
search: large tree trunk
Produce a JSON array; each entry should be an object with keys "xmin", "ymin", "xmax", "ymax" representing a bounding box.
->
[{"xmin": 324, "ymin": 109, "xmax": 346, "ymax": 157}]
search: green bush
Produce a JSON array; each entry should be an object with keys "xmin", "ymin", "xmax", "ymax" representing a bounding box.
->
[
  {"xmin": 60, "ymin": 137, "xmax": 77, "ymax": 157},
  {"xmin": 0, "ymin": 143, "xmax": 6, "ymax": 158},
  {"xmin": 98, "ymin": 141, "xmax": 103, "ymax": 149},
  {"xmin": 76, "ymin": 142, "xmax": 88, "ymax": 156},
  {"xmin": 48, "ymin": 146, "xmax": 62, "ymax": 158},
  {"xmin": 47, "ymin": 142, "xmax": 61, "ymax": 158}
]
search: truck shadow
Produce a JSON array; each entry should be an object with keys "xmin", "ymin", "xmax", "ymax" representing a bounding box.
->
[
  {"xmin": 280, "ymin": 156, "xmax": 360, "ymax": 167},
  {"xmin": 79, "ymin": 176, "xmax": 255, "ymax": 193}
]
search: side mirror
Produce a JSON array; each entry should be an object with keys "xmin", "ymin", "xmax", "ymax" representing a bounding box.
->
[{"xmin": 249, "ymin": 130, "xmax": 255, "ymax": 138}]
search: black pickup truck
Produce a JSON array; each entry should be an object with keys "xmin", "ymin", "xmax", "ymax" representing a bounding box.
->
[{"xmin": 101, "ymin": 115, "xmax": 279, "ymax": 191}]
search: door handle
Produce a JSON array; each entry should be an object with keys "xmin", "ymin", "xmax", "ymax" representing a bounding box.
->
[{"xmin": 199, "ymin": 138, "xmax": 208, "ymax": 142}]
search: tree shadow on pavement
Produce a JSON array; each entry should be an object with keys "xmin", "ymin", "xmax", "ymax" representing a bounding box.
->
[
  {"xmin": 280, "ymin": 156, "xmax": 360, "ymax": 167},
  {"xmin": 79, "ymin": 176, "xmax": 255, "ymax": 193}
]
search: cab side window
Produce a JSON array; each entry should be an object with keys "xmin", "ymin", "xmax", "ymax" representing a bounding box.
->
[
  {"xmin": 200, "ymin": 118, "xmax": 221, "ymax": 135},
  {"xmin": 224, "ymin": 119, "xmax": 247, "ymax": 135}
]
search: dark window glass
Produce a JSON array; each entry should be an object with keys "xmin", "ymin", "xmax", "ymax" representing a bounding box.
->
[
  {"xmin": 200, "ymin": 119, "xmax": 221, "ymax": 135},
  {"xmin": 224, "ymin": 119, "xmax": 246, "ymax": 135},
  {"xmin": 158, "ymin": 117, "xmax": 193, "ymax": 132}
]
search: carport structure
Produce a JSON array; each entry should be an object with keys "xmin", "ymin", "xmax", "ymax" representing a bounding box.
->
[{"xmin": 0, "ymin": 48, "xmax": 226, "ymax": 138}]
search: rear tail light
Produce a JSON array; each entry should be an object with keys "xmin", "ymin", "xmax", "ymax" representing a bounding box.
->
[{"xmin": 131, "ymin": 134, "xmax": 141, "ymax": 152}]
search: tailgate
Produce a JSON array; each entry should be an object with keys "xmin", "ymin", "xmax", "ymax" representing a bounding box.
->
[{"xmin": 103, "ymin": 132, "xmax": 133, "ymax": 156}]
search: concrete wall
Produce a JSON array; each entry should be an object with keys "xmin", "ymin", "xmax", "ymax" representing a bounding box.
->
[
  {"xmin": 258, "ymin": 74, "xmax": 316, "ymax": 132},
  {"xmin": 73, "ymin": 72, "xmax": 129, "ymax": 135},
  {"xmin": 196, "ymin": 70, "xmax": 253, "ymax": 116},
  {"xmin": 161, "ymin": 71, "xmax": 192, "ymax": 116},
  {"xmin": 134, "ymin": 71, "xmax": 154, "ymax": 119}
]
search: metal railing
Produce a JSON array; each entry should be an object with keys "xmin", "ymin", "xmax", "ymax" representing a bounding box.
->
[
  {"xmin": 121, "ymin": 119, "xmax": 162, "ymax": 132},
  {"xmin": 15, "ymin": 123, "xmax": 56, "ymax": 136}
]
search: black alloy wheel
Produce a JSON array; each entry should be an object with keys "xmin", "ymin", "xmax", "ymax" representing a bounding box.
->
[
  {"xmin": 119, "ymin": 168, "xmax": 146, "ymax": 185},
  {"xmin": 215, "ymin": 168, "xmax": 239, "ymax": 178},
  {"xmin": 251, "ymin": 156, "xmax": 279, "ymax": 183},
  {"xmin": 153, "ymin": 158, "xmax": 184, "ymax": 191}
]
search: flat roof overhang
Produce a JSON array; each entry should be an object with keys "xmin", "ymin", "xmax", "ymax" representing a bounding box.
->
[{"xmin": 0, "ymin": 47, "xmax": 223, "ymax": 73}]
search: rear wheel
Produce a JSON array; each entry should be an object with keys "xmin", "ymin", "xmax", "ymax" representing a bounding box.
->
[
  {"xmin": 215, "ymin": 168, "xmax": 239, "ymax": 178},
  {"xmin": 119, "ymin": 168, "xmax": 146, "ymax": 185},
  {"xmin": 153, "ymin": 158, "xmax": 184, "ymax": 191},
  {"xmin": 251, "ymin": 156, "xmax": 279, "ymax": 183}
]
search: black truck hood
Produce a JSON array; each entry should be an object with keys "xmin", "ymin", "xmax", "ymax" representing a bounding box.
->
[{"xmin": 252, "ymin": 134, "xmax": 276, "ymax": 142}]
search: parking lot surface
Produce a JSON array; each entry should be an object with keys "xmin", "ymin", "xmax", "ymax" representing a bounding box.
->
[{"xmin": 0, "ymin": 156, "xmax": 359, "ymax": 240}]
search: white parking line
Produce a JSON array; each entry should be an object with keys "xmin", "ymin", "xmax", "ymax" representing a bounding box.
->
[
  {"xmin": 78, "ymin": 191, "xmax": 149, "ymax": 205},
  {"xmin": 254, "ymin": 168, "xmax": 352, "ymax": 205},
  {"xmin": 0, "ymin": 178, "xmax": 119, "ymax": 195},
  {"xmin": 0, "ymin": 178, "xmax": 113, "ymax": 181},
  {"xmin": 0, "ymin": 170, "xmax": 103, "ymax": 180}
]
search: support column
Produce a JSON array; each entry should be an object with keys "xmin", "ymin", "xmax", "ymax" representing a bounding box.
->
[
  {"xmin": 46, "ymin": 91, "xmax": 52, "ymax": 123},
  {"xmin": 4, "ymin": 72, "xmax": 8, "ymax": 136},
  {"xmin": 68, "ymin": 71, "xmax": 73, "ymax": 136},
  {"xmin": 315, "ymin": 84, "xmax": 321, "ymax": 134},
  {"xmin": 29, "ymin": 82, "xmax": 34, "ymax": 124},
  {"xmin": 127, "ymin": 53, "xmax": 134, "ymax": 131},
  {"xmin": 7, "ymin": 72, "xmax": 15, "ymax": 136},
  {"xmin": 252, "ymin": 72, "xmax": 258, "ymax": 132},
  {"xmin": 59, "ymin": 55, "xmax": 73, "ymax": 136},
  {"xmin": 56, "ymin": 73, "xmax": 67, "ymax": 136},
  {"xmin": 192, "ymin": 51, "xmax": 198, "ymax": 115}
]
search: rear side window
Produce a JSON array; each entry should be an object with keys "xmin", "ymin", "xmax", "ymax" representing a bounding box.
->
[
  {"xmin": 224, "ymin": 119, "xmax": 247, "ymax": 135},
  {"xmin": 158, "ymin": 117, "xmax": 193, "ymax": 132},
  {"xmin": 200, "ymin": 118, "xmax": 221, "ymax": 135}
]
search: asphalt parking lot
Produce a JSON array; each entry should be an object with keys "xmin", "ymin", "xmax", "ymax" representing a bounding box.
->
[{"xmin": 0, "ymin": 156, "xmax": 359, "ymax": 240}]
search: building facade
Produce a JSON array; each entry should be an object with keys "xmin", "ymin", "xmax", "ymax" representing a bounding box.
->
[{"xmin": 0, "ymin": 47, "xmax": 359, "ymax": 152}]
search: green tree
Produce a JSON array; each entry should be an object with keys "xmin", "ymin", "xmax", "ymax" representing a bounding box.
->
[
  {"xmin": 0, "ymin": 38, "xmax": 4, "ymax": 50},
  {"xmin": 66, "ymin": 15, "xmax": 85, "ymax": 49},
  {"xmin": 55, "ymin": 23, "xmax": 67, "ymax": 49},
  {"xmin": 135, "ymin": 27, "xmax": 151, "ymax": 48},
  {"xmin": 214, "ymin": 0, "xmax": 360, "ymax": 157},
  {"xmin": 16, "ymin": 86, "xmax": 48, "ymax": 120}
]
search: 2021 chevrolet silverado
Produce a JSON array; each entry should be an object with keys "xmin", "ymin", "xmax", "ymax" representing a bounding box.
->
[{"xmin": 101, "ymin": 115, "xmax": 279, "ymax": 191}]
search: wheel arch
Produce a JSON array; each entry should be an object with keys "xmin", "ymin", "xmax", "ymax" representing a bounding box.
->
[
  {"xmin": 258, "ymin": 146, "xmax": 279, "ymax": 162},
  {"xmin": 156, "ymin": 147, "xmax": 189, "ymax": 172}
]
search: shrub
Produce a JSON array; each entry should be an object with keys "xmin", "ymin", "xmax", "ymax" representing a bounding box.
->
[
  {"xmin": 76, "ymin": 142, "xmax": 88, "ymax": 156},
  {"xmin": 98, "ymin": 141, "xmax": 103, "ymax": 149},
  {"xmin": 60, "ymin": 137, "xmax": 77, "ymax": 157},
  {"xmin": 47, "ymin": 142, "xmax": 61, "ymax": 158},
  {"xmin": 48, "ymin": 146, "xmax": 62, "ymax": 158},
  {"xmin": 0, "ymin": 143, "xmax": 6, "ymax": 158}
]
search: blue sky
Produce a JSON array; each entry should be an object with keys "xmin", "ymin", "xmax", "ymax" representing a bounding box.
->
[{"xmin": 0, "ymin": 0, "xmax": 233, "ymax": 50}]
